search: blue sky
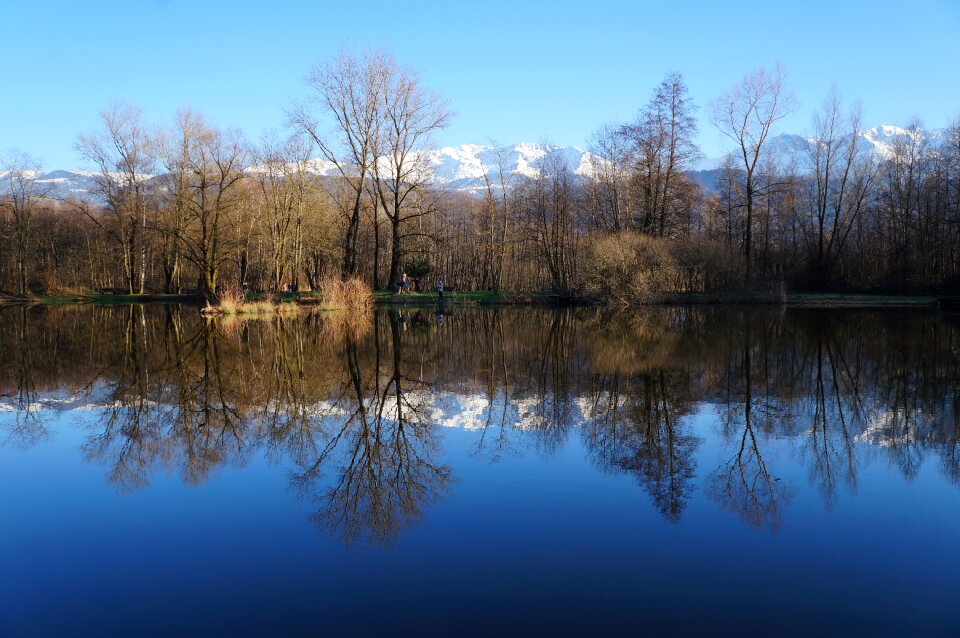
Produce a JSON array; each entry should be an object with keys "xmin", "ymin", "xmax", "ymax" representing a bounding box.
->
[{"xmin": 3, "ymin": 0, "xmax": 959, "ymax": 168}]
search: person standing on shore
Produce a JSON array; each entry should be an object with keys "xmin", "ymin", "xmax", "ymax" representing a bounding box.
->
[{"xmin": 436, "ymin": 278, "xmax": 444, "ymax": 301}]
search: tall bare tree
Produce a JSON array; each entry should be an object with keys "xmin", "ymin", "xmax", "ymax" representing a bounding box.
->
[
  {"xmin": 372, "ymin": 60, "xmax": 451, "ymax": 289},
  {"xmin": 479, "ymin": 143, "xmax": 515, "ymax": 290},
  {"xmin": 712, "ymin": 65, "xmax": 794, "ymax": 278},
  {"xmin": 160, "ymin": 110, "xmax": 247, "ymax": 301},
  {"xmin": 621, "ymin": 72, "xmax": 700, "ymax": 237},
  {"xmin": 803, "ymin": 89, "xmax": 878, "ymax": 284},
  {"xmin": 76, "ymin": 103, "xmax": 157, "ymax": 293},
  {"xmin": 293, "ymin": 50, "xmax": 390, "ymax": 277},
  {"xmin": 881, "ymin": 120, "xmax": 929, "ymax": 286},
  {"xmin": 253, "ymin": 132, "xmax": 313, "ymax": 291}
]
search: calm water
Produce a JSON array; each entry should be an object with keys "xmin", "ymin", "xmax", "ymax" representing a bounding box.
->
[{"xmin": 0, "ymin": 305, "xmax": 958, "ymax": 636}]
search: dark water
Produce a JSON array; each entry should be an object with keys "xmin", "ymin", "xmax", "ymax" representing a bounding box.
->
[{"xmin": 0, "ymin": 305, "xmax": 958, "ymax": 636}]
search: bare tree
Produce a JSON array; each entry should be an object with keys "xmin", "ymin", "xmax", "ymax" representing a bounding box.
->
[
  {"xmin": 479, "ymin": 142, "xmax": 516, "ymax": 290},
  {"xmin": 621, "ymin": 72, "xmax": 700, "ymax": 237},
  {"xmin": 881, "ymin": 119, "xmax": 929, "ymax": 286},
  {"xmin": 521, "ymin": 150, "xmax": 578, "ymax": 292},
  {"xmin": 712, "ymin": 65, "xmax": 794, "ymax": 278},
  {"xmin": 585, "ymin": 124, "xmax": 633, "ymax": 232},
  {"xmin": 293, "ymin": 50, "xmax": 390, "ymax": 277},
  {"xmin": 1, "ymin": 152, "xmax": 52, "ymax": 295},
  {"xmin": 160, "ymin": 110, "xmax": 247, "ymax": 301},
  {"xmin": 372, "ymin": 60, "xmax": 451, "ymax": 289},
  {"xmin": 253, "ymin": 131, "xmax": 309, "ymax": 291},
  {"xmin": 76, "ymin": 103, "xmax": 157, "ymax": 293},
  {"xmin": 803, "ymin": 89, "xmax": 878, "ymax": 284},
  {"xmin": 284, "ymin": 133, "xmax": 313, "ymax": 291}
]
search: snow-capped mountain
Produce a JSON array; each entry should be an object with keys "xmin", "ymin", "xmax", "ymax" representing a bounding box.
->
[
  {"xmin": 0, "ymin": 169, "xmax": 103, "ymax": 201},
  {"xmin": 0, "ymin": 143, "xmax": 600, "ymax": 202},
  {"xmin": 420, "ymin": 142, "xmax": 598, "ymax": 194},
  {"xmin": 695, "ymin": 125, "xmax": 949, "ymax": 172},
  {"xmin": 3, "ymin": 126, "xmax": 951, "ymax": 202},
  {"xmin": 301, "ymin": 142, "xmax": 599, "ymax": 193}
]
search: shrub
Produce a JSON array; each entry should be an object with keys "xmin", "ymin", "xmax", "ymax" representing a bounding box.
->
[
  {"xmin": 580, "ymin": 231, "xmax": 680, "ymax": 303},
  {"xmin": 320, "ymin": 275, "xmax": 374, "ymax": 312}
]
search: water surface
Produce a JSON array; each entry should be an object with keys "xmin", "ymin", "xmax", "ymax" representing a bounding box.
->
[{"xmin": 1, "ymin": 305, "xmax": 958, "ymax": 636}]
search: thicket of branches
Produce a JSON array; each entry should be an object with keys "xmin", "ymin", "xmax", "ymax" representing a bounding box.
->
[{"xmin": 2, "ymin": 58, "xmax": 959, "ymax": 299}]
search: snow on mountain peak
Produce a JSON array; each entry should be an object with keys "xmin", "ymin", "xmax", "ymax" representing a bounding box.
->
[
  {"xmin": 415, "ymin": 142, "xmax": 602, "ymax": 192},
  {"xmin": 8, "ymin": 125, "xmax": 952, "ymax": 203}
]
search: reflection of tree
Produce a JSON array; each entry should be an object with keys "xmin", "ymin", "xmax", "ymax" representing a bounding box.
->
[
  {"xmin": 708, "ymin": 342, "xmax": 794, "ymax": 531},
  {"xmin": 258, "ymin": 316, "xmax": 317, "ymax": 465},
  {"xmin": 84, "ymin": 305, "xmax": 156, "ymax": 490},
  {"xmin": 4, "ymin": 304, "xmax": 960, "ymax": 539},
  {"xmin": 520, "ymin": 310, "xmax": 576, "ymax": 454},
  {"xmin": 292, "ymin": 312, "xmax": 451, "ymax": 544},
  {"xmin": 584, "ymin": 370, "xmax": 699, "ymax": 522},
  {"xmin": 872, "ymin": 341, "xmax": 927, "ymax": 481},
  {"xmin": 802, "ymin": 333, "xmax": 860, "ymax": 509},
  {"xmin": 0, "ymin": 307, "xmax": 48, "ymax": 446},
  {"xmin": 941, "ymin": 413, "xmax": 960, "ymax": 483},
  {"xmin": 473, "ymin": 311, "xmax": 521, "ymax": 462},
  {"xmin": 83, "ymin": 307, "xmax": 251, "ymax": 490}
]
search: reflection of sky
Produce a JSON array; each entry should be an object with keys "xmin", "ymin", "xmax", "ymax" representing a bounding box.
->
[{"xmin": 1, "ymin": 398, "xmax": 959, "ymax": 634}]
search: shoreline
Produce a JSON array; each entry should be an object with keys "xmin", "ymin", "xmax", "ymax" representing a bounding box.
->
[{"xmin": 0, "ymin": 291, "xmax": 948, "ymax": 309}]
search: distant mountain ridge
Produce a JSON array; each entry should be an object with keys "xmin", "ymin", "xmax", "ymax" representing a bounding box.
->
[{"xmin": 2, "ymin": 126, "xmax": 948, "ymax": 201}]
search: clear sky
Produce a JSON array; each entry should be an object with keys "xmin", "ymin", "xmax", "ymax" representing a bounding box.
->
[{"xmin": 3, "ymin": 0, "xmax": 959, "ymax": 168}]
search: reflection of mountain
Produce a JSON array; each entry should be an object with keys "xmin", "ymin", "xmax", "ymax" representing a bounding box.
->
[
  {"xmin": 0, "ymin": 384, "xmax": 122, "ymax": 413},
  {"xmin": 2, "ymin": 305, "xmax": 959, "ymax": 537}
]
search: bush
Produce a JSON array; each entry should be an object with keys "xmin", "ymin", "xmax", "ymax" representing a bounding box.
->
[
  {"xmin": 320, "ymin": 275, "xmax": 374, "ymax": 312},
  {"xmin": 580, "ymin": 231, "xmax": 680, "ymax": 303}
]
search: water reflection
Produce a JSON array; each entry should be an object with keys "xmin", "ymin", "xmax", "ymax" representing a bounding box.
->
[
  {"xmin": 292, "ymin": 314, "xmax": 452, "ymax": 544},
  {"xmin": 1, "ymin": 304, "xmax": 958, "ymax": 541}
]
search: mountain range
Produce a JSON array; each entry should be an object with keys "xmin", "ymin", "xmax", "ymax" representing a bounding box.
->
[{"xmin": 1, "ymin": 125, "xmax": 947, "ymax": 202}]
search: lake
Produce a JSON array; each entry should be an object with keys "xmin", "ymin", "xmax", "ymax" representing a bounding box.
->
[{"xmin": 0, "ymin": 304, "xmax": 958, "ymax": 636}]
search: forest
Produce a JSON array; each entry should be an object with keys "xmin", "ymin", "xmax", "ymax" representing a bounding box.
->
[{"xmin": 2, "ymin": 53, "xmax": 959, "ymax": 301}]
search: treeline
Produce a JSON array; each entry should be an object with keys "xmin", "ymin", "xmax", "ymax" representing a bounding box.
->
[{"xmin": 2, "ymin": 56, "xmax": 959, "ymax": 298}]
